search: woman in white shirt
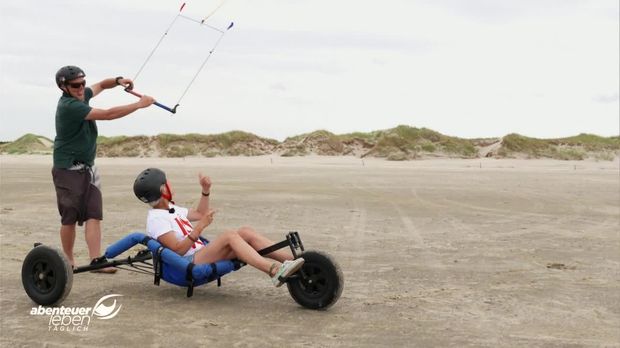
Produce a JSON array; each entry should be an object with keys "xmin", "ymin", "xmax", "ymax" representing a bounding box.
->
[{"xmin": 134, "ymin": 168, "xmax": 304, "ymax": 287}]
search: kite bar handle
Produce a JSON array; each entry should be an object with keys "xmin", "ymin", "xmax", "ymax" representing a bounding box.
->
[{"xmin": 124, "ymin": 87, "xmax": 179, "ymax": 114}]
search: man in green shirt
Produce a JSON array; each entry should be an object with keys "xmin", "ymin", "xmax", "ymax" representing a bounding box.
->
[{"xmin": 52, "ymin": 65, "xmax": 155, "ymax": 272}]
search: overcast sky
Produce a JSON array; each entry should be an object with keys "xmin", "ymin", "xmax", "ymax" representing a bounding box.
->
[{"xmin": 1, "ymin": 0, "xmax": 618, "ymax": 142}]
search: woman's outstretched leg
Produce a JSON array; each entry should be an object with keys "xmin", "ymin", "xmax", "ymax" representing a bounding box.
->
[
  {"xmin": 237, "ymin": 226, "xmax": 293, "ymax": 262},
  {"xmin": 193, "ymin": 230, "xmax": 273, "ymax": 274},
  {"xmin": 194, "ymin": 229, "xmax": 305, "ymax": 286}
]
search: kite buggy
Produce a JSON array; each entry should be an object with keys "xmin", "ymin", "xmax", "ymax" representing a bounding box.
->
[
  {"xmin": 22, "ymin": 231, "xmax": 343, "ymax": 310},
  {"xmin": 23, "ymin": 2, "xmax": 343, "ymax": 310}
]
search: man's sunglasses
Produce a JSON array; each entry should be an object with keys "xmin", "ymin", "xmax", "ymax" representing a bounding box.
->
[{"xmin": 66, "ymin": 81, "xmax": 86, "ymax": 89}]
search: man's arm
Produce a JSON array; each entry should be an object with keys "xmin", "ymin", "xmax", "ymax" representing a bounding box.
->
[
  {"xmin": 90, "ymin": 77, "xmax": 133, "ymax": 97},
  {"xmin": 85, "ymin": 95, "xmax": 154, "ymax": 121}
]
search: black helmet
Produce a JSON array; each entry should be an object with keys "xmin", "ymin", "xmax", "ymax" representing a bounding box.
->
[
  {"xmin": 55, "ymin": 65, "xmax": 85, "ymax": 88},
  {"xmin": 134, "ymin": 168, "xmax": 167, "ymax": 203}
]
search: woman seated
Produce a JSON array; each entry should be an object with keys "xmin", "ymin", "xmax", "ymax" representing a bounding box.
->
[{"xmin": 133, "ymin": 168, "xmax": 304, "ymax": 286}]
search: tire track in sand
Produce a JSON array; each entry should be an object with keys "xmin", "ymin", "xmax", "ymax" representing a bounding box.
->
[{"xmin": 348, "ymin": 182, "xmax": 443, "ymax": 271}]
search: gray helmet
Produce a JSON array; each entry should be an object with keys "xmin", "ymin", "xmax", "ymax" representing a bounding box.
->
[
  {"xmin": 134, "ymin": 168, "xmax": 166, "ymax": 203},
  {"xmin": 55, "ymin": 65, "xmax": 85, "ymax": 88}
]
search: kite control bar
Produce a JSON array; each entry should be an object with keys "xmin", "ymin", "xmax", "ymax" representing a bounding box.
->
[
  {"xmin": 124, "ymin": 87, "xmax": 179, "ymax": 114},
  {"xmin": 127, "ymin": 2, "xmax": 234, "ymax": 115}
]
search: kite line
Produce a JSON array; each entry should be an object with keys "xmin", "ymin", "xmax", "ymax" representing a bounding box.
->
[{"xmin": 126, "ymin": 2, "xmax": 233, "ymax": 114}]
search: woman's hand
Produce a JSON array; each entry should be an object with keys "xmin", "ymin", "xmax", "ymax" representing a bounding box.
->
[
  {"xmin": 199, "ymin": 172, "xmax": 212, "ymax": 194},
  {"xmin": 193, "ymin": 209, "xmax": 215, "ymax": 235}
]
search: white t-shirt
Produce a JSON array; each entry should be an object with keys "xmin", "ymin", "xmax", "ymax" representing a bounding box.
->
[{"xmin": 146, "ymin": 204, "xmax": 205, "ymax": 257}]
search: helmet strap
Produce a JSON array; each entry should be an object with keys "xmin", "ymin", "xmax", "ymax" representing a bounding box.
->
[
  {"xmin": 60, "ymin": 85, "xmax": 71, "ymax": 97},
  {"xmin": 162, "ymin": 181, "xmax": 174, "ymax": 204}
]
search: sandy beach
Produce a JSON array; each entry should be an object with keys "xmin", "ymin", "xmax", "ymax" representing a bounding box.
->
[{"xmin": 1, "ymin": 155, "xmax": 618, "ymax": 347}]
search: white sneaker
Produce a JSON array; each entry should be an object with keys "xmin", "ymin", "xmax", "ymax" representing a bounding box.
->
[{"xmin": 271, "ymin": 258, "xmax": 305, "ymax": 287}]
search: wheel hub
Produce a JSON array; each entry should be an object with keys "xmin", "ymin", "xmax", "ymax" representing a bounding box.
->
[{"xmin": 33, "ymin": 261, "xmax": 54, "ymax": 292}]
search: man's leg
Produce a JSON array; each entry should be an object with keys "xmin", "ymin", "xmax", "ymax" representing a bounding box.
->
[
  {"xmin": 60, "ymin": 224, "xmax": 76, "ymax": 267},
  {"xmin": 82, "ymin": 166, "xmax": 115, "ymax": 273},
  {"xmin": 53, "ymin": 167, "xmax": 80, "ymax": 268},
  {"xmin": 85, "ymin": 218, "xmax": 116, "ymax": 273},
  {"xmin": 84, "ymin": 218, "xmax": 101, "ymax": 260}
]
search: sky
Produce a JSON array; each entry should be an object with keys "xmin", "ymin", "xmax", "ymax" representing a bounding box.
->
[{"xmin": 0, "ymin": 0, "xmax": 618, "ymax": 142}]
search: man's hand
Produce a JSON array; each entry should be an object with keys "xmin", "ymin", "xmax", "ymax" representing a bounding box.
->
[
  {"xmin": 117, "ymin": 78, "xmax": 134, "ymax": 90},
  {"xmin": 137, "ymin": 95, "xmax": 155, "ymax": 108},
  {"xmin": 199, "ymin": 173, "xmax": 212, "ymax": 194}
]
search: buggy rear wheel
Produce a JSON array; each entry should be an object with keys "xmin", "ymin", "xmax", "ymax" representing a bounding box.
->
[
  {"xmin": 21, "ymin": 245, "xmax": 73, "ymax": 306},
  {"xmin": 286, "ymin": 250, "xmax": 343, "ymax": 310}
]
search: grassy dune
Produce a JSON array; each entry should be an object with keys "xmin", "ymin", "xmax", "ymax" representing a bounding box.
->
[
  {"xmin": 499, "ymin": 133, "xmax": 619, "ymax": 161},
  {"xmin": 2, "ymin": 127, "xmax": 618, "ymax": 161},
  {"xmin": 0, "ymin": 134, "xmax": 53, "ymax": 154}
]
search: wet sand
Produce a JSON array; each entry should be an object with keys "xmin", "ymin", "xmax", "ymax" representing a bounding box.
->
[{"xmin": 1, "ymin": 155, "xmax": 619, "ymax": 347}]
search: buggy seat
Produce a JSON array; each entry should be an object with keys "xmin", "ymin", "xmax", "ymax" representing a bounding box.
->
[{"xmin": 104, "ymin": 232, "xmax": 240, "ymax": 296}]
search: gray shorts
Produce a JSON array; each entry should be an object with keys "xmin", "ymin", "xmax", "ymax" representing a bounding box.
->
[{"xmin": 51, "ymin": 165, "xmax": 102, "ymax": 226}]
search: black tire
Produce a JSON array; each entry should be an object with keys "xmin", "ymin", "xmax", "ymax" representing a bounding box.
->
[
  {"xmin": 287, "ymin": 250, "xmax": 344, "ymax": 310},
  {"xmin": 21, "ymin": 245, "xmax": 73, "ymax": 306}
]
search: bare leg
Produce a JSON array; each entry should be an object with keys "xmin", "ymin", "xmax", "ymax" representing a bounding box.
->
[
  {"xmin": 60, "ymin": 224, "xmax": 76, "ymax": 267},
  {"xmin": 194, "ymin": 230, "xmax": 277, "ymax": 274},
  {"xmin": 237, "ymin": 226, "xmax": 293, "ymax": 262},
  {"xmin": 84, "ymin": 219, "xmax": 101, "ymax": 260},
  {"xmin": 85, "ymin": 219, "xmax": 116, "ymax": 273}
]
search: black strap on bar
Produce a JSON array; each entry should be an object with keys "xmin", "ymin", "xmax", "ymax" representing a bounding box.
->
[
  {"xmin": 206, "ymin": 263, "xmax": 216, "ymax": 282},
  {"xmin": 90, "ymin": 256, "xmax": 108, "ymax": 265},
  {"xmin": 257, "ymin": 240, "xmax": 289, "ymax": 257},
  {"xmin": 154, "ymin": 247, "xmax": 164, "ymax": 286},
  {"xmin": 232, "ymin": 259, "xmax": 244, "ymax": 270},
  {"xmin": 208, "ymin": 263, "xmax": 223, "ymax": 287},
  {"xmin": 186, "ymin": 263, "xmax": 195, "ymax": 297}
]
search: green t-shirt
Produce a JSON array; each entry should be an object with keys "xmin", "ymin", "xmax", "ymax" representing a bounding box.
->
[{"xmin": 53, "ymin": 88, "xmax": 97, "ymax": 168}]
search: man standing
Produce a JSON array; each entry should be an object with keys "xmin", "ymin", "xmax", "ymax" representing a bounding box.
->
[{"xmin": 52, "ymin": 65, "xmax": 155, "ymax": 272}]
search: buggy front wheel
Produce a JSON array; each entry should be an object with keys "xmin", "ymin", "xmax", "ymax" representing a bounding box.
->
[{"xmin": 286, "ymin": 250, "xmax": 343, "ymax": 310}]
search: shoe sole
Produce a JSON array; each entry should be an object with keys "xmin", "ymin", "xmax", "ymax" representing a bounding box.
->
[{"xmin": 275, "ymin": 259, "xmax": 305, "ymax": 287}]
